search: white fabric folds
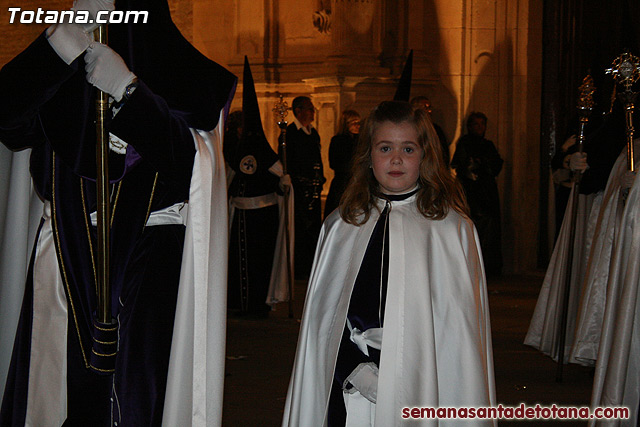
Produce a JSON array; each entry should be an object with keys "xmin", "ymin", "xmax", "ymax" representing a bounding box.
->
[
  {"xmin": 571, "ymin": 144, "xmax": 637, "ymax": 365},
  {"xmin": 589, "ymin": 162, "xmax": 640, "ymax": 426},
  {"xmin": 0, "ymin": 147, "xmax": 43, "ymax": 399},
  {"xmin": 26, "ymin": 201, "xmax": 68, "ymax": 426},
  {"xmin": 343, "ymin": 390, "xmax": 376, "ymax": 427},
  {"xmin": 162, "ymin": 114, "xmax": 228, "ymax": 426},
  {"xmin": 524, "ymin": 187, "xmax": 601, "ymax": 362},
  {"xmin": 282, "ymin": 195, "xmax": 496, "ymax": 426},
  {"xmin": 346, "ymin": 319, "xmax": 382, "ymax": 356},
  {"xmin": 266, "ymin": 187, "xmax": 295, "ymax": 305},
  {"xmin": 230, "ymin": 193, "xmax": 278, "ymax": 210},
  {"xmin": 91, "ymin": 201, "xmax": 188, "ymax": 227}
]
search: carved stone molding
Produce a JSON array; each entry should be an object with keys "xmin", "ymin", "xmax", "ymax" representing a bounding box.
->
[{"xmin": 313, "ymin": 9, "xmax": 331, "ymax": 34}]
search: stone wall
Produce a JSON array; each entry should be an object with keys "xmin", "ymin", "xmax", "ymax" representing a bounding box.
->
[
  {"xmin": 0, "ymin": 0, "xmax": 543, "ymax": 273},
  {"xmin": 189, "ymin": 0, "xmax": 543, "ymax": 273}
]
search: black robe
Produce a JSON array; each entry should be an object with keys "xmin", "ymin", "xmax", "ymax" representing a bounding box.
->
[
  {"xmin": 452, "ymin": 134, "xmax": 503, "ymax": 276},
  {"xmin": 282, "ymin": 123, "xmax": 324, "ymax": 279},
  {"xmin": 225, "ymin": 132, "xmax": 280, "ymax": 316}
]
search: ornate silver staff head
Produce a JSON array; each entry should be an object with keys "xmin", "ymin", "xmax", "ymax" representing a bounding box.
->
[
  {"xmin": 272, "ymin": 95, "xmax": 289, "ymax": 127},
  {"xmin": 606, "ymin": 51, "xmax": 640, "ymax": 172},
  {"xmin": 606, "ymin": 52, "xmax": 640, "ymax": 93}
]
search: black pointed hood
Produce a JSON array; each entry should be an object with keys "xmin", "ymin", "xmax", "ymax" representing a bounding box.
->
[
  {"xmin": 393, "ymin": 50, "xmax": 413, "ymax": 102},
  {"xmin": 109, "ymin": 0, "xmax": 237, "ymax": 130},
  {"xmin": 241, "ymin": 56, "xmax": 266, "ymax": 142},
  {"xmin": 226, "ymin": 57, "xmax": 278, "ymax": 176}
]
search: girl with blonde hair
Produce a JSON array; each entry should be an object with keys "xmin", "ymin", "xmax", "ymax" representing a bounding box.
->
[{"xmin": 283, "ymin": 101, "xmax": 496, "ymax": 426}]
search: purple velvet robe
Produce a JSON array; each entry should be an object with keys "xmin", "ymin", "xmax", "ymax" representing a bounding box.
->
[{"xmin": 0, "ymin": 7, "xmax": 236, "ymax": 423}]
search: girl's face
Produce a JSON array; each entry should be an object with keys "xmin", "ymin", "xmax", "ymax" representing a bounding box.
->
[
  {"xmin": 370, "ymin": 120, "xmax": 423, "ymax": 195},
  {"xmin": 347, "ymin": 118, "xmax": 361, "ymax": 135}
]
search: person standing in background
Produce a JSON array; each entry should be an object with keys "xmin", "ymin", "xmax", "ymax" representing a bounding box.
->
[
  {"xmin": 410, "ymin": 95, "xmax": 450, "ymax": 167},
  {"xmin": 452, "ymin": 112, "xmax": 504, "ymax": 276},
  {"xmin": 282, "ymin": 96, "xmax": 325, "ymax": 280},
  {"xmin": 324, "ymin": 110, "xmax": 360, "ymax": 219},
  {"xmin": 225, "ymin": 57, "xmax": 292, "ymax": 317}
]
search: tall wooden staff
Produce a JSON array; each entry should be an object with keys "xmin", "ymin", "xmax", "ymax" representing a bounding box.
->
[
  {"xmin": 95, "ymin": 24, "xmax": 112, "ymax": 325},
  {"xmin": 273, "ymin": 96, "xmax": 295, "ymax": 318},
  {"xmin": 555, "ymin": 75, "xmax": 595, "ymax": 382},
  {"xmin": 606, "ymin": 52, "xmax": 640, "ymax": 173}
]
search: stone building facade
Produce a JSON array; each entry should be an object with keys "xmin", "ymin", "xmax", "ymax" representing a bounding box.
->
[{"xmin": 0, "ymin": 0, "xmax": 543, "ymax": 273}]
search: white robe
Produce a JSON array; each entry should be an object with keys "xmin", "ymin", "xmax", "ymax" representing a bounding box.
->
[
  {"xmin": 571, "ymin": 143, "xmax": 638, "ymax": 365},
  {"xmin": 282, "ymin": 195, "xmax": 496, "ymax": 426},
  {"xmin": 0, "ymin": 146, "xmax": 43, "ymax": 409},
  {"xmin": 589, "ymin": 168, "xmax": 640, "ymax": 426},
  {"xmin": 524, "ymin": 184, "xmax": 602, "ymax": 362},
  {"xmin": 266, "ymin": 189, "xmax": 295, "ymax": 305},
  {"xmin": 161, "ymin": 119, "xmax": 229, "ymax": 427}
]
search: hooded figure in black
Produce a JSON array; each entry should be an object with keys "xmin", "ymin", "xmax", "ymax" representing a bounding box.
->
[
  {"xmin": 392, "ymin": 51, "xmax": 450, "ymax": 167},
  {"xmin": 392, "ymin": 50, "xmax": 413, "ymax": 103},
  {"xmin": 0, "ymin": 0, "xmax": 236, "ymax": 425},
  {"xmin": 451, "ymin": 112, "xmax": 504, "ymax": 276},
  {"xmin": 225, "ymin": 57, "xmax": 286, "ymax": 317}
]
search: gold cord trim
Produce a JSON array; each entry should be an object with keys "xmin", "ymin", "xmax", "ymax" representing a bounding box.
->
[
  {"xmin": 52, "ymin": 153, "xmax": 89, "ymax": 368},
  {"xmin": 89, "ymin": 364, "xmax": 115, "ymax": 373},
  {"xmin": 80, "ymin": 178, "xmax": 98, "ymax": 296},
  {"xmin": 93, "ymin": 323, "xmax": 117, "ymax": 332},
  {"xmin": 91, "ymin": 348, "xmax": 117, "ymax": 358},
  {"xmin": 111, "ymin": 181, "xmax": 122, "ymax": 228},
  {"xmin": 93, "ymin": 337, "xmax": 117, "ymax": 345},
  {"xmin": 143, "ymin": 173, "xmax": 159, "ymax": 233}
]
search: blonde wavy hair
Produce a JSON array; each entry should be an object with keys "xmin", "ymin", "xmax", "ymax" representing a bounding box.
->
[{"xmin": 340, "ymin": 101, "xmax": 468, "ymax": 225}]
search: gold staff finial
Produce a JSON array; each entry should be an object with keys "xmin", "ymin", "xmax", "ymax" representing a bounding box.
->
[
  {"xmin": 555, "ymin": 73, "xmax": 597, "ymax": 382},
  {"xmin": 272, "ymin": 94, "xmax": 294, "ymax": 318},
  {"xmin": 575, "ymin": 74, "xmax": 595, "ymax": 152},
  {"xmin": 605, "ymin": 51, "xmax": 640, "ymax": 92},
  {"xmin": 606, "ymin": 51, "xmax": 640, "ymax": 172},
  {"xmin": 577, "ymin": 74, "xmax": 596, "ymax": 113},
  {"xmin": 272, "ymin": 95, "xmax": 289, "ymax": 126}
]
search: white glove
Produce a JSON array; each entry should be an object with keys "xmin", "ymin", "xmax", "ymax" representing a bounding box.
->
[
  {"xmin": 45, "ymin": 0, "xmax": 115, "ymax": 64},
  {"xmin": 72, "ymin": 0, "xmax": 116, "ymax": 33},
  {"xmin": 47, "ymin": 22, "xmax": 92, "ymax": 65},
  {"xmin": 345, "ymin": 363, "xmax": 378, "ymax": 404},
  {"xmin": 569, "ymin": 152, "xmax": 589, "ymax": 172},
  {"xmin": 85, "ymin": 43, "xmax": 136, "ymax": 102},
  {"xmin": 279, "ymin": 174, "xmax": 292, "ymax": 192},
  {"xmin": 621, "ymin": 171, "xmax": 636, "ymax": 190}
]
